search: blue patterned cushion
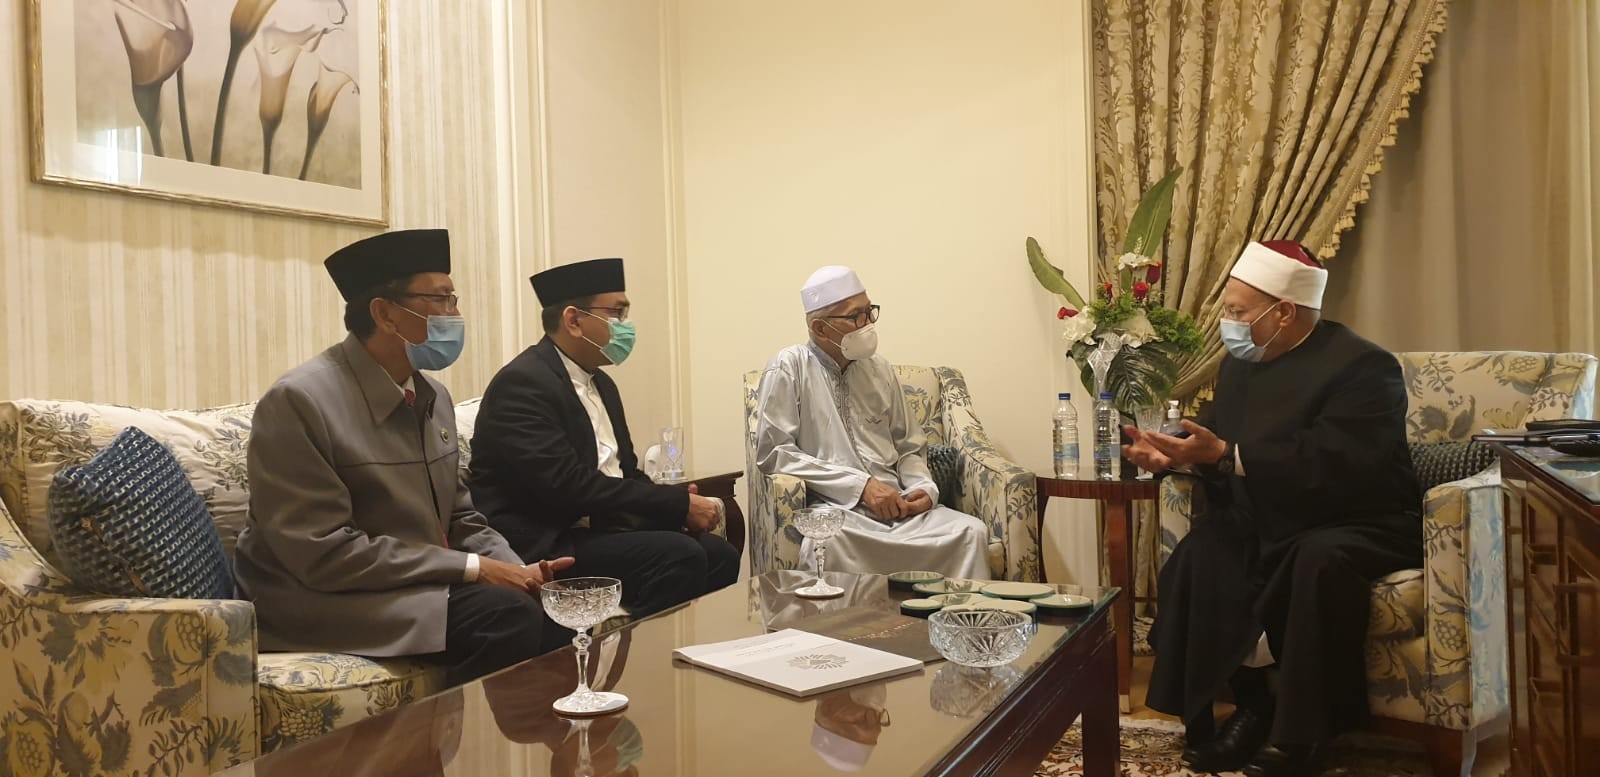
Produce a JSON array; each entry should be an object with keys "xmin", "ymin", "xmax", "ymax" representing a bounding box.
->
[
  {"xmin": 926, "ymin": 444, "xmax": 962, "ymax": 507},
  {"xmin": 47, "ymin": 426, "xmax": 233, "ymax": 599}
]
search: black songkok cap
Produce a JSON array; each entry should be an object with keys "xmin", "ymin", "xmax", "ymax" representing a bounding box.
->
[
  {"xmin": 324, "ymin": 229, "xmax": 451, "ymax": 301},
  {"xmin": 529, "ymin": 258, "xmax": 626, "ymax": 307}
]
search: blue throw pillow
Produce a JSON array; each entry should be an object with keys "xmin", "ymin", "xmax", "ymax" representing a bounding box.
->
[
  {"xmin": 926, "ymin": 444, "xmax": 962, "ymax": 507},
  {"xmin": 1408, "ymin": 440, "xmax": 1497, "ymax": 494},
  {"xmin": 47, "ymin": 426, "xmax": 233, "ymax": 599}
]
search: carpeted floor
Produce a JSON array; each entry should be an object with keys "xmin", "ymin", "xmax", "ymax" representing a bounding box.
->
[{"xmin": 1035, "ymin": 718, "xmax": 1438, "ymax": 777}]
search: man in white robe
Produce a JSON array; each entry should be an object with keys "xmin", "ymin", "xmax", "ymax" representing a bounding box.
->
[{"xmin": 753, "ymin": 265, "xmax": 990, "ymax": 580}]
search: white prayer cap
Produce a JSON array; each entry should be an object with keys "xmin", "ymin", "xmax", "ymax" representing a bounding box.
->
[
  {"xmin": 811, "ymin": 724, "xmax": 874, "ymax": 772},
  {"xmin": 801, "ymin": 265, "xmax": 867, "ymax": 313},
  {"xmin": 1228, "ymin": 240, "xmax": 1329, "ymax": 309}
]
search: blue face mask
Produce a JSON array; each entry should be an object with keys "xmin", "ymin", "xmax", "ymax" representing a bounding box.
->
[
  {"xmin": 580, "ymin": 309, "xmax": 637, "ymax": 365},
  {"xmin": 396, "ymin": 306, "xmax": 466, "ymax": 371},
  {"xmin": 1219, "ymin": 302, "xmax": 1282, "ymax": 363}
]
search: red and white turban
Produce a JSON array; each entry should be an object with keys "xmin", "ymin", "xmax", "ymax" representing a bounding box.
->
[{"xmin": 1228, "ymin": 240, "xmax": 1328, "ymax": 309}]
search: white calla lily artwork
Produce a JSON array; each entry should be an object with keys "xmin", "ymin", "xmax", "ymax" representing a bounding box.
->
[{"xmin": 27, "ymin": 0, "xmax": 388, "ymax": 225}]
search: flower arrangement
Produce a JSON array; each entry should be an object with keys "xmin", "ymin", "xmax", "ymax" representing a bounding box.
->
[{"xmin": 1027, "ymin": 168, "xmax": 1203, "ymax": 413}]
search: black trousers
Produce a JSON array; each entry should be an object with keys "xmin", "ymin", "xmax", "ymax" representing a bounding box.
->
[
  {"xmin": 563, "ymin": 529, "xmax": 740, "ymax": 618},
  {"xmin": 1146, "ymin": 511, "xmax": 1421, "ymax": 745},
  {"xmin": 427, "ymin": 583, "xmax": 569, "ymax": 687}
]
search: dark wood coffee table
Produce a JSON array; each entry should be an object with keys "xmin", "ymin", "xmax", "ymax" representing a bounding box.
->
[{"xmin": 222, "ymin": 572, "xmax": 1121, "ymax": 777}]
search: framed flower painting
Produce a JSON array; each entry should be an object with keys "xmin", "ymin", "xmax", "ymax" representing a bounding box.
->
[{"xmin": 27, "ymin": 0, "xmax": 388, "ymax": 225}]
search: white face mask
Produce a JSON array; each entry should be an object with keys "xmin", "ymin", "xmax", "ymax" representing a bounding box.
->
[{"xmin": 825, "ymin": 321, "xmax": 878, "ymax": 361}]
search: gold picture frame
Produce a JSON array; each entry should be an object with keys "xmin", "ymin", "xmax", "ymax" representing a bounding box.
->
[{"xmin": 27, "ymin": 0, "xmax": 389, "ymax": 226}]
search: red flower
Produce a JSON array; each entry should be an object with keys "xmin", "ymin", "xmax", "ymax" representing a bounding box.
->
[
  {"xmin": 1146, "ymin": 263, "xmax": 1162, "ymax": 284},
  {"xmin": 1058, "ymin": 307, "xmax": 1078, "ymax": 319},
  {"xmin": 1101, "ymin": 282, "xmax": 1114, "ymax": 299},
  {"xmin": 1133, "ymin": 281, "xmax": 1151, "ymax": 300}
]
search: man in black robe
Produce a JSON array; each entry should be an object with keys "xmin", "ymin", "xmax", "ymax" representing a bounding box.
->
[
  {"xmin": 1124, "ymin": 241, "xmax": 1423, "ymax": 777},
  {"xmin": 468, "ymin": 258, "xmax": 739, "ymax": 619}
]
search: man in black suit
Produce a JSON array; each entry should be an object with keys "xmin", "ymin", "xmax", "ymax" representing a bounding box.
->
[{"xmin": 468, "ymin": 258, "xmax": 739, "ymax": 619}]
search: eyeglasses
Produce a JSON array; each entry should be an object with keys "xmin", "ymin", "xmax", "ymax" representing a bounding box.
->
[
  {"xmin": 822, "ymin": 304, "xmax": 880, "ymax": 328},
  {"xmin": 399, "ymin": 292, "xmax": 460, "ymax": 310},
  {"xmin": 582, "ymin": 305, "xmax": 630, "ymax": 323},
  {"xmin": 1221, "ymin": 300, "xmax": 1277, "ymax": 321}
]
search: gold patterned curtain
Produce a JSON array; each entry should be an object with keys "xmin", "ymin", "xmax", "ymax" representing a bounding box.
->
[
  {"xmin": 1093, "ymin": 0, "xmax": 1448, "ymax": 397},
  {"xmin": 1090, "ymin": 0, "xmax": 1448, "ymax": 610}
]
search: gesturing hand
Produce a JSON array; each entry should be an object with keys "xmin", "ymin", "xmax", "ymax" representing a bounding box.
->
[
  {"xmin": 1121, "ymin": 425, "xmax": 1173, "ymax": 475},
  {"xmin": 1138, "ymin": 420, "xmax": 1228, "ymax": 468}
]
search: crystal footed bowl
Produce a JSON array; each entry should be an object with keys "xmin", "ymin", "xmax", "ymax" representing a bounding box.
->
[{"xmin": 927, "ymin": 608, "xmax": 1033, "ymax": 668}]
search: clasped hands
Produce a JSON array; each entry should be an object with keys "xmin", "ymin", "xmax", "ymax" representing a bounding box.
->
[
  {"xmin": 860, "ymin": 479, "xmax": 933, "ymax": 524},
  {"xmin": 685, "ymin": 483, "xmax": 724, "ymax": 533},
  {"xmin": 1121, "ymin": 420, "xmax": 1229, "ymax": 474},
  {"xmin": 479, "ymin": 556, "xmax": 576, "ymax": 593}
]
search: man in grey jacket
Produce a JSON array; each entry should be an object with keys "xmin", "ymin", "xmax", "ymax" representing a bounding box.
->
[{"xmin": 235, "ymin": 229, "xmax": 572, "ymax": 685}]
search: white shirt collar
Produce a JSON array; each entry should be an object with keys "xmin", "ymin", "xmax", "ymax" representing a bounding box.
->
[{"xmin": 555, "ymin": 346, "xmax": 595, "ymax": 387}]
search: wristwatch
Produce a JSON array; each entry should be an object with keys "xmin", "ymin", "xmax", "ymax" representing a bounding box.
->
[{"xmin": 1214, "ymin": 441, "xmax": 1236, "ymax": 476}]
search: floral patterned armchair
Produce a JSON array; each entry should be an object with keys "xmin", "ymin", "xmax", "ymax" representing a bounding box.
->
[
  {"xmin": 742, "ymin": 365, "xmax": 1040, "ymax": 582},
  {"xmin": 0, "ymin": 396, "xmax": 542, "ymax": 777},
  {"xmin": 1156, "ymin": 351, "xmax": 1598, "ymax": 775}
]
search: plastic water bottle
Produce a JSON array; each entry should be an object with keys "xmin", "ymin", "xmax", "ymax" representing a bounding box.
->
[
  {"xmin": 1094, "ymin": 392, "xmax": 1118, "ymax": 480},
  {"xmin": 1052, "ymin": 393, "xmax": 1079, "ymax": 478},
  {"xmin": 1162, "ymin": 399, "xmax": 1183, "ymax": 436}
]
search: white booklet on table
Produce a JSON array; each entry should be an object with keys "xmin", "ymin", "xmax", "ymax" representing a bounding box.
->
[{"xmin": 673, "ymin": 628, "xmax": 923, "ymax": 697}]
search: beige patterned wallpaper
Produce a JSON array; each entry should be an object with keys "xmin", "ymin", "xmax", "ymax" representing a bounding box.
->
[{"xmin": 0, "ymin": 1, "xmax": 521, "ymax": 410}]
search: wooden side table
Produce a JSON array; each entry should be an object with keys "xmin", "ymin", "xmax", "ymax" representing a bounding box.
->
[
  {"xmin": 685, "ymin": 471, "xmax": 746, "ymax": 558},
  {"xmin": 1037, "ymin": 475, "xmax": 1159, "ymax": 713}
]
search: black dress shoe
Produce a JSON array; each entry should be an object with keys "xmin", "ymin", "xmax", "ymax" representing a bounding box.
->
[
  {"xmin": 1180, "ymin": 724, "xmax": 1213, "ymax": 766},
  {"xmin": 1185, "ymin": 705, "xmax": 1273, "ymax": 773},
  {"xmin": 1242, "ymin": 743, "xmax": 1318, "ymax": 777}
]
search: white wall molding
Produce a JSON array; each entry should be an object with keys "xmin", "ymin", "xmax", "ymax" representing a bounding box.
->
[
  {"xmin": 659, "ymin": 0, "xmax": 691, "ymax": 429},
  {"xmin": 528, "ymin": 0, "xmax": 555, "ymax": 284}
]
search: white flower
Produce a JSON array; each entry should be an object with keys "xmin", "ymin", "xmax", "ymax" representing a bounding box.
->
[
  {"xmin": 1119, "ymin": 309, "xmax": 1160, "ymax": 348},
  {"xmin": 1061, "ymin": 310, "xmax": 1098, "ymax": 345},
  {"xmin": 1117, "ymin": 252, "xmax": 1155, "ymax": 271}
]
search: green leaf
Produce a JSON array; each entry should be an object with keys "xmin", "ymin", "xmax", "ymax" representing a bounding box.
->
[
  {"xmin": 1077, "ymin": 342, "xmax": 1184, "ymax": 413},
  {"xmin": 1027, "ymin": 237, "xmax": 1085, "ymax": 308},
  {"xmin": 1121, "ymin": 167, "xmax": 1183, "ymax": 258}
]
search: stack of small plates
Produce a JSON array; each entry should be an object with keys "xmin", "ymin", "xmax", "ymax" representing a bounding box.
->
[
  {"xmin": 887, "ymin": 570, "xmax": 944, "ymax": 591},
  {"xmin": 893, "ymin": 573, "xmax": 1094, "ymax": 617},
  {"xmin": 911, "ymin": 578, "xmax": 983, "ymax": 596},
  {"xmin": 1029, "ymin": 593, "xmax": 1095, "ymax": 612}
]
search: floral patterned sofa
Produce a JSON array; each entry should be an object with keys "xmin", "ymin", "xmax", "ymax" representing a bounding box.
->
[
  {"xmin": 0, "ymin": 395, "xmax": 669, "ymax": 776},
  {"xmin": 1155, "ymin": 351, "xmax": 1598, "ymax": 775},
  {"xmin": 742, "ymin": 365, "xmax": 1040, "ymax": 582}
]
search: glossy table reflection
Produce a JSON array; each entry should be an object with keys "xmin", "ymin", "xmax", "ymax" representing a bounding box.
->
[{"xmin": 221, "ymin": 572, "xmax": 1121, "ymax": 777}]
